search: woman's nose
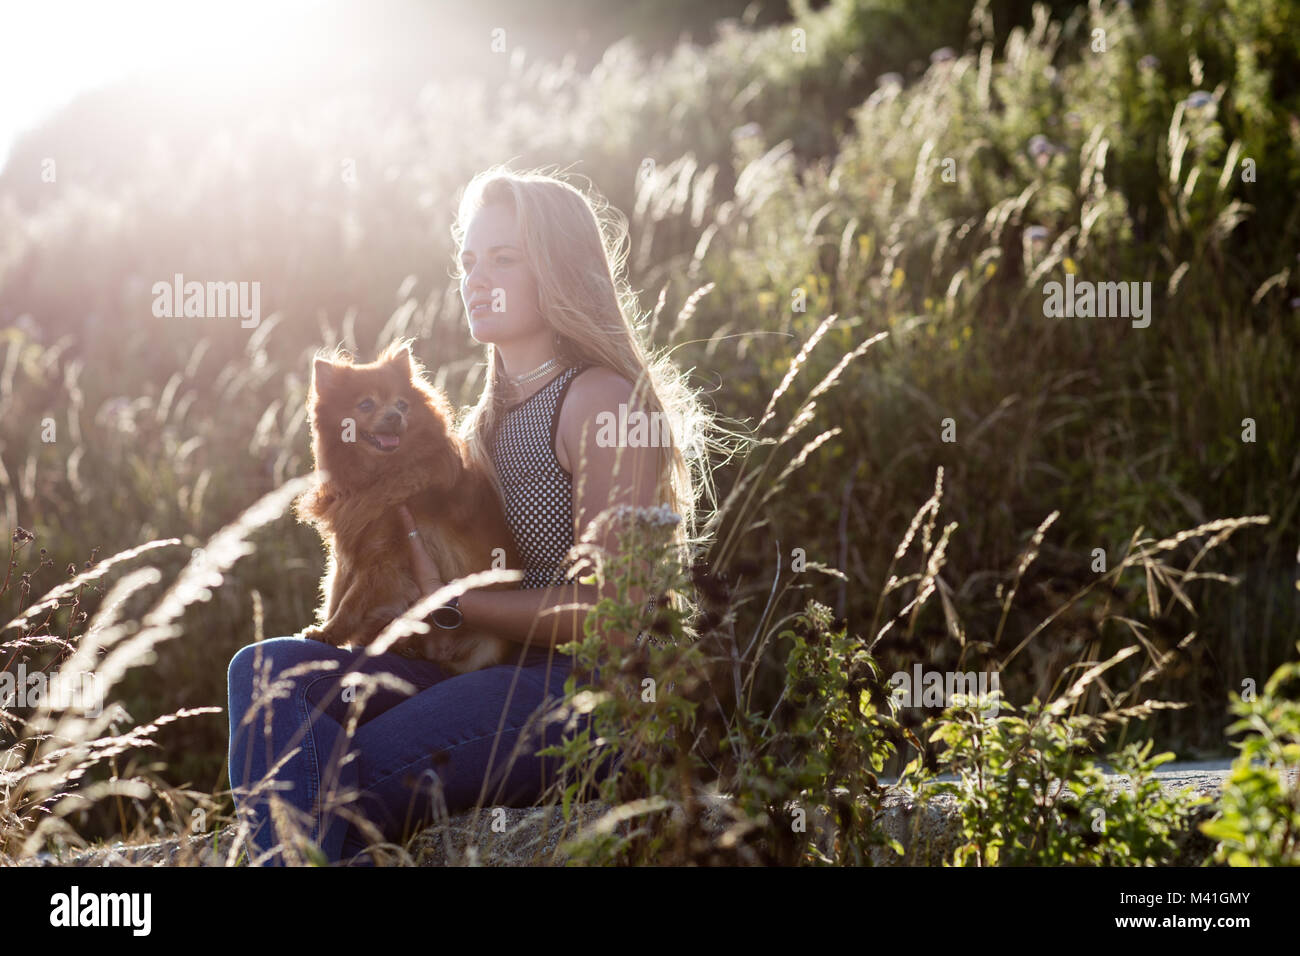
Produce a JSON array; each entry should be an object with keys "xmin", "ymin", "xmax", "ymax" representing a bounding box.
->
[{"xmin": 464, "ymin": 261, "xmax": 491, "ymax": 292}]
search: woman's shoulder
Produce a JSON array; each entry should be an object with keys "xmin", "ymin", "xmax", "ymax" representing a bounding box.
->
[
  {"xmin": 570, "ymin": 362, "xmax": 630, "ymax": 389},
  {"xmin": 555, "ymin": 364, "xmax": 641, "ymax": 465},
  {"xmin": 564, "ymin": 364, "xmax": 638, "ymax": 414}
]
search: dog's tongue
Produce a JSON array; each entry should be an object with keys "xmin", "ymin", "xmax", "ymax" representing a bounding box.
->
[{"xmin": 375, "ymin": 433, "xmax": 400, "ymax": 450}]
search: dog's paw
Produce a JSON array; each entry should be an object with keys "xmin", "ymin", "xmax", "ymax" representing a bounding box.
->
[
  {"xmin": 300, "ymin": 624, "xmax": 341, "ymax": 645},
  {"xmin": 389, "ymin": 634, "xmax": 435, "ymax": 662}
]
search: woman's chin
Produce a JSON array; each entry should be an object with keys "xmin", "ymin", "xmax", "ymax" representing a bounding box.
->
[
  {"xmin": 469, "ymin": 314, "xmax": 503, "ymax": 339},
  {"xmin": 470, "ymin": 315, "xmax": 525, "ymax": 345}
]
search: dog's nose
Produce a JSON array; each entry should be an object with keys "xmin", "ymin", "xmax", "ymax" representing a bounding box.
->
[{"xmin": 381, "ymin": 409, "xmax": 403, "ymax": 427}]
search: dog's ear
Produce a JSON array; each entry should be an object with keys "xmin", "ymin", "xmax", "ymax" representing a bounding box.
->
[
  {"xmin": 312, "ymin": 358, "xmax": 338, "ymax": 394},
  {"xmin": 384, "ymin": 342, "xmax": 412, "ymax": 378}
]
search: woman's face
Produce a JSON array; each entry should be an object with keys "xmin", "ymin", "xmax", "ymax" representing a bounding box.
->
[{"xmin": 458, "ymin": 203, "xmax": 545, "ymax": 345}]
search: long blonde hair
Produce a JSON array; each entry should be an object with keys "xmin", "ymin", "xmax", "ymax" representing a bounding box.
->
[{"xmin": 450, "ymin": 165, "xmax": 732, "ymax": 630}]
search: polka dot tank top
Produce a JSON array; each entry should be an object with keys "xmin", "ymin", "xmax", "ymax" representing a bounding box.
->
[
  {"xmin": 489, "ymin": 361, "xmax": 591, "ymax": 590},
  {"xmin": 488, "ymin": 361, "xmax": 661, "ymax": 651}
]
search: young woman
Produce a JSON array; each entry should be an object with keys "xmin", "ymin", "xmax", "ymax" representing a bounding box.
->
[{"xmin": 226, "ymin": 166, "xmax": 719, "ymax": 865}]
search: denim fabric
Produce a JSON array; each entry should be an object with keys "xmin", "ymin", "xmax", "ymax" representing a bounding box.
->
[{"xmin": 226, "ymin": 636, "xmax": 614, "ymax": 865}]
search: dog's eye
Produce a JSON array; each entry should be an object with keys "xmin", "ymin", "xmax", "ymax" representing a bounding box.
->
[{"xmin": 357, "ymin": 399, "xmax": 375, "ymax": 412}]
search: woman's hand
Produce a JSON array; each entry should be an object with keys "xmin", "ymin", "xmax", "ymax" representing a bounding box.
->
[{"xmin": 397, "ymin": 505, "xmax": 446, "ymax": 596}]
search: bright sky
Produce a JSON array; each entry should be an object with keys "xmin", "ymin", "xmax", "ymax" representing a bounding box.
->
[{"xmin": 0, "ymin": 0, "xmax": 326, "ymax": 171}]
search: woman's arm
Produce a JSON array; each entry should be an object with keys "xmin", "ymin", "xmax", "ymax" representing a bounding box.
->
[
  {"xmin": 539, "ymin": 366, "xmax": 664, "ymax": 650},
  {"xmin": 457, "ymin": 579, "xmax": 604, "ymax": 650}
]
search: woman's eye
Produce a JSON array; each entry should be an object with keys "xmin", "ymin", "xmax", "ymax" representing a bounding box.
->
[
  {"xmin": 357, "ymin": 399, "xmax": 375, "ymax": 412},
  {"xmin": 396, "ymin": 400, "xmax": 409, "ymax": 412},
  {"xmin": 496, "ymin": 256, "xmax": 514, "ymax": 265}
]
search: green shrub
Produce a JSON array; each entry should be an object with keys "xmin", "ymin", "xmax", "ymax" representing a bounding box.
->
[
  {"xmin": 917, "ymin": 686, "xmax": 1210, "ymax": 865},
  {"xmin": 1199, "ymin": 641, "xmax": 1300, "ymax": 865}
]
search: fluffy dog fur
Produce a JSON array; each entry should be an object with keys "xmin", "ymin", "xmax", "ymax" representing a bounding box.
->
[{"xmin": 293, "ymin": 341, "xmax": 520, "ymax": 674}]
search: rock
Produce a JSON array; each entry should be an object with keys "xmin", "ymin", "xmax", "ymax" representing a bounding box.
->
[
  {"xmin": 9, "ymin": 763, "xmax": 1284, "ymax": 866},
  {"xmin": 9, "ymin": 829, "xmax": 238, "ymax": 867},
  {"xmin": 400, "ymin": 802, "xmax": 611, "ymax": 866}
]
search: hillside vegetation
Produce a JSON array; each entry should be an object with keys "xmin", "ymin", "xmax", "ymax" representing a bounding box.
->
[{"xmin": 0, "ymin": 0, "xmax": 1296, "ymax": 854}]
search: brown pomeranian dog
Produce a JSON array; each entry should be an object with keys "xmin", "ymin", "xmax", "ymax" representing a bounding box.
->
[{"xmin": 292, "ymin": 340, "xmax": 520, "ymax": 674}]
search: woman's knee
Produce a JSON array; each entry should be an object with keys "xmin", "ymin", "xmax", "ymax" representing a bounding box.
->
[{"xmin": 228, "ymin": 636, "xmax": 341, "ymax": 695}]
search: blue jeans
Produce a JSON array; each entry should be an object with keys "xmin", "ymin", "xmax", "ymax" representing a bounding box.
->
[{"xmin": 226, "ymin": 636, "xmax": 615, "ymax": 865}]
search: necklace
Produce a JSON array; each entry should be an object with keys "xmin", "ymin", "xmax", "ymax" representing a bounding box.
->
[{"xmin": 508, "ymin": 356, "xmax": 561, "ymax": 387}]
